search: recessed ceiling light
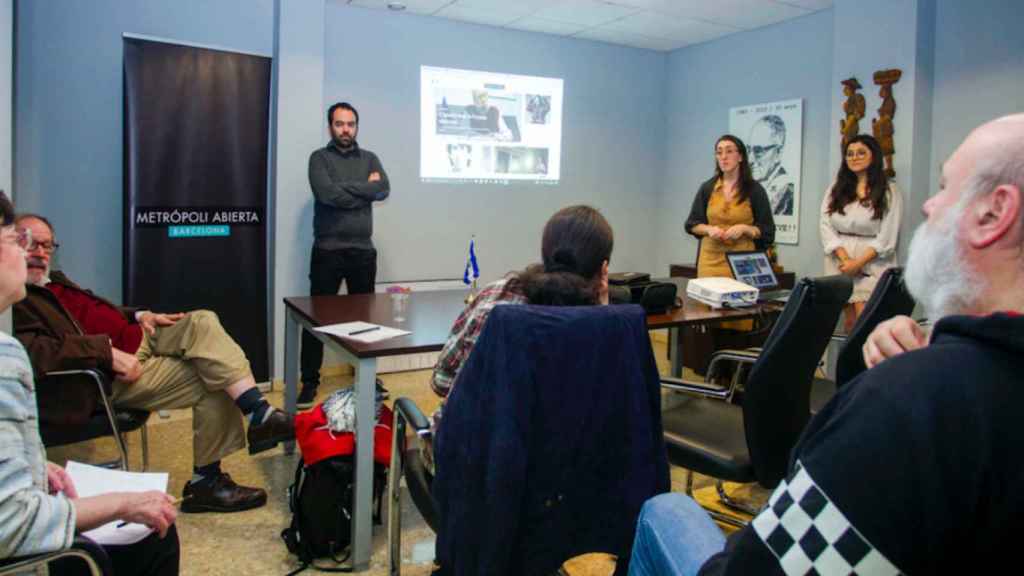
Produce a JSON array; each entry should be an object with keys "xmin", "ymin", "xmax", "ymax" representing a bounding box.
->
[{"xmin": 387, "ymin": 1, "xmax": 406, "ymax": 10}]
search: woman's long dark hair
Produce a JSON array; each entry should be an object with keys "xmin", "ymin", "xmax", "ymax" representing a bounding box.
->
[
  {"xmin": 518, "ymin": 205, "xmax": 614, "ymax": 306},
  {"xmin": 713, "ymin": 134, "xmax": 757, "ymax": 204},
  {"xmin": 828, "ymin": 134, "xmax": 889, "ymax": 219}
]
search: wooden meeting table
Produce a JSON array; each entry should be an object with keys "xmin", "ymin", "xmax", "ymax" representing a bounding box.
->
[{"xmin": 282, "ymin": 282, "xmax": 779, "ymax": 570}]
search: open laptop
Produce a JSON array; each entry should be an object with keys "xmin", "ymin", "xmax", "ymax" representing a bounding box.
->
[{"xmin": 725, "ymin": 250, "xmax": 791, "ymax": 303}]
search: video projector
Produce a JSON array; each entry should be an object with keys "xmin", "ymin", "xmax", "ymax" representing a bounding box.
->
[{"xmin": 686, "ymin": 277, "xmax": 758, "ymax": 309}]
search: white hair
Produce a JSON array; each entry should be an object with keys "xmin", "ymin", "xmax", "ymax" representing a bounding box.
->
[{"xmin": 967, "ymin": 116, "xmax": 1024, "ymax": 248}]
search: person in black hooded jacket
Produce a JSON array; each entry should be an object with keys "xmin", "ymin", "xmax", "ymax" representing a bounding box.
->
[{"xmin": 630, "ymin": 114, "xmax": 1024, "ymax": 576}]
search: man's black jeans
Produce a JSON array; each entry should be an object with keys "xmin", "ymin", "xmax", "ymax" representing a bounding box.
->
[{"xmin": 301, "ymin": 246, "xmax": 377, "ymax": 388}]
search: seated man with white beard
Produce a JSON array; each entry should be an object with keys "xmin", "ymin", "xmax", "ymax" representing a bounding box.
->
[
  {"xmin": 627, "ymin": 114, "xmax": 1024, "ymax": 576},
  {"xmin": 13, "ymin": 214, "xmax": 294, "ymax": 514}
]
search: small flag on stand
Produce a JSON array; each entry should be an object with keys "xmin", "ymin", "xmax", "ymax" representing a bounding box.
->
[{"xmin": 463, "ymin": 237, "xmax": 480, "ymax": 302}]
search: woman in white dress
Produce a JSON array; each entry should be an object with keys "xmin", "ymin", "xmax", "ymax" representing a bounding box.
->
[{"xmin": 821, "ymin": 134, "xmax": 903, "ymax": 333}]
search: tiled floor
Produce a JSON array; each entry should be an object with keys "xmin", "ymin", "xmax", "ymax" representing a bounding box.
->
[{"xmin": 45, "ymin": 336, "xmax": 767, "ymax": 575}]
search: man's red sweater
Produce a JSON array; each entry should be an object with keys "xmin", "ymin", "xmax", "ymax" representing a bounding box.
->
[{"xmin": 47, "ymin": 283, "xmax": 144, "ymax": 353}]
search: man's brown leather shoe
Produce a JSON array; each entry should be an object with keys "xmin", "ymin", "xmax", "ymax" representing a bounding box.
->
[
  {"xmin": 247, "ymin": 409, "xmax": 295, "ymax": 454},
  {"xmin": 181, "ymin": 473, "xmax": 267, "ymax": 513}
]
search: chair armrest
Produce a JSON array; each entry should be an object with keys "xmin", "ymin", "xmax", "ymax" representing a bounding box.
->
[
  {"xmin": 391, "ymin": 397, "xmax": 435, "ymax": 482},
  {"xmin": 660, "ymin": 348, "xmax": 762, "ymax": 400},
  {"xmin": 46, "ymin": 369, "xmax": 117, "ymax": 418},
  {"xmin": 709, "ymin": 348, "xmax": 760, "ymax": 363},
  {"xmin": 659, "ymin": 376, "xmax": 730, "ymax": 399},
  {"xmin": 45, "ymin": 369, "xmax": 112, "ymax": 401},
  {"xmin": 394, "ymin": 398, "xmax": 431, "ymax": 437},
  {"xmin": 0, "ymin": 536, "xmax": 110, "ymax": 576}
]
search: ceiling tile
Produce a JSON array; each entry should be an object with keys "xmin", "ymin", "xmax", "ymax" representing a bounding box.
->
[
  {"xmin": 711, "ymin": 0, "xmax": 812, "ymax": 29},
  {"xmin": 573, "ymin": 27, "xmax": 684, "ymax": 51},
  {"xmin": 533, "ymin": 0, "xmax": 640, "ymax": 27},
  {"xmin": 603, "ymin": 10, "xmax": 739, "ymax": 41},
  {"xmin": 348, "ymin": 0, "xmax": 453, "ymax": 15},
  {"xmin": 451, "ymin": 0, "xmax": 552, "ymax": 15},
  {"xmin": 434, "ymin": 3, "xmax": 526, "ymax": 26},
  {"xmin": 348, "ymin": 0, "xmax": 830, "ymax": 50},
  {"xmin": 506, "ymin": 16, "xmax": 589, "ymax": 36},
  {"xmin": 604, "ymin": 0, "xmax": 697, "ymax": 12},
  {"xmin": 622, "ymin": 0, "xmax": 810, "ymax": 29},
  {"xmin": 776, "ymin": 0, "xmax": 833, "ymax": 11}
]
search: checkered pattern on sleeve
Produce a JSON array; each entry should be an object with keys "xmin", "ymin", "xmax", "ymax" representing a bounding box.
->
[{"xmin": 751, "ymin": 461, "xmax": 904, "ymax": 575}]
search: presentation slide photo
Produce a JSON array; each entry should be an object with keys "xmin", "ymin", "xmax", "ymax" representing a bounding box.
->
[
  {"xmin": 442, "ymin": 143, "xmax": 496, "ymax": 176},
  {"xmin": 446, "ymin": 143, "xmax": 473, "ymax": 174},
  {"xmin": 526, "ymin": 94, "xmax": 551, "ymax": 125},
  {"xmin": 433, "ymin": 87, "xmax": 523, "ymax": 143},
  {"xmin": 495, "ymin": 147, "xmax": 548, "ymax": 175},
  {"xmin": 421, "ymin": 66, "xmax": 563, "ymax": 183}
]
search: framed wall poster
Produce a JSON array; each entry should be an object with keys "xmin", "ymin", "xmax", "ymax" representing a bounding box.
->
[{"xmin": 730, "ymin": 99, "xmax": 803, "ymax": 245}]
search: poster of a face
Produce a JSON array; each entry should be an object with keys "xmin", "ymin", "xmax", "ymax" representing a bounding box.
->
[{"xmin": 729, "ymin": 99, "xmax": 803, "ymax": 245}]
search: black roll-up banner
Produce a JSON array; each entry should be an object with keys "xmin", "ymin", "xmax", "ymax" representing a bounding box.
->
[{"xmin": 124, "ymin": 37, "xmax": 270, "ymax": 381}]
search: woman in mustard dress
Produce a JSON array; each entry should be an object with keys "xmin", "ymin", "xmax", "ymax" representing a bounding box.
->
[
  {"xmin": 684, "ymin": 135, "xmax": 775, "ymax": 346},
  {"xmin": 686, "ymin": 135, "xmax": 775, "ymax": 279}
]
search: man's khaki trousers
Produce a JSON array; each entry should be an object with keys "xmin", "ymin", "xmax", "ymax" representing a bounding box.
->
[{"xmin": 111, "ymin": 310, "xmax": 249, "ymax": 467}]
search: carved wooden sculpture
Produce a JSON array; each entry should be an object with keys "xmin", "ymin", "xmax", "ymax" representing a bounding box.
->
[
  {"xmin": 872, "ymin": 69, "xmax": 902, "ymax": 178},
  {"xmin": 840, "ymin": 77, "xmax": 865, "ymax": 149}
]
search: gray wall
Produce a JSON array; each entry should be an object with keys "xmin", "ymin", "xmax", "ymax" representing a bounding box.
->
[
  {"xmin": 321, "ymin": 3, "xmax": 667, "ymax": 285},
  {"xmin": 658, "ymin": 10, "xmax": 834, "ymax": 279},
  {"xmin": 829, "ymin": 0, "xmax": 935, "ymax": 258},
  {"xmin": 14, "ymin": 0, "xmax": 274, "ymax": 300},
  {"xmin": 272, "ymin": 0, "xmax": 325, "ymax": 379},
  {"xmin": 930, "ymin": 0, "xmax": 1024, "ymax": 194}
]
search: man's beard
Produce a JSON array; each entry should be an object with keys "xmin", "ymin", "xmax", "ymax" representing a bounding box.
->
[
  {"xmin": 903, "ymin": 197, "xmax": 984, "ymax": 320},
  {"xmin": 334, "ymin": 135, "xmax": 355, "ymax": 149},
  {"xmin": 26, "ymin": 256, "xmax": 49, "ymax": 286}
]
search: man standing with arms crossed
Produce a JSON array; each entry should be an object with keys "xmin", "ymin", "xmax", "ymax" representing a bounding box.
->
[{"xmin": 300, "ymin": 102, "xmax": 390, "ymax": 408}]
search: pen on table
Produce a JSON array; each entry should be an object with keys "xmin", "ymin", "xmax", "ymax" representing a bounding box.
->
[
  {"xmin": 117, "ymin": 496, "xmax": 190, "ymax": 528},
  {"xmin": 348, "ymin": 326, "xmax": 381, "ymax": 336}
]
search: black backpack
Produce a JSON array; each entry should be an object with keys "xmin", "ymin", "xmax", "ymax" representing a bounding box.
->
[{"xmin": 281, "ymin": 455, "xmax": 387, "ymax": 574}]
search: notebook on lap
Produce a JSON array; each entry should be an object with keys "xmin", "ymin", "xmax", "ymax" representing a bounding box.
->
[{"xmin": 725, "ymin": 250, "xmax": 791, "ymax": 303}]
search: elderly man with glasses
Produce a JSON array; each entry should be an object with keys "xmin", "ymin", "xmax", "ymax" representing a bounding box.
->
[
  {"xmin": 748, "ymin": 114, "xmax": 795, "ymax": 216},
  {"xmin": 12, "ymin": 214, "xmax": 294, "ymax": 514}
]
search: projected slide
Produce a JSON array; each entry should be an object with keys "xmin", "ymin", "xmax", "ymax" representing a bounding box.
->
[{"xmin": 421, "ymin": 66, "xmax": 563, "ymax": 184}]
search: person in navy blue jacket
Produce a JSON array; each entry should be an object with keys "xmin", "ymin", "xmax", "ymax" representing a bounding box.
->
[
  {"xmin": 431, "ymin": 207, "xmax": 670, "ymax": 575},
  {"xmin": 630, "ymin": 114, "xmax": 1024, "ymax": 575}
]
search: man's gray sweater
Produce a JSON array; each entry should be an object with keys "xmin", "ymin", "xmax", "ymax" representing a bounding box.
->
[{"xmin": 308, "ymin": 141, "xmax": 390, "ymax": 250}]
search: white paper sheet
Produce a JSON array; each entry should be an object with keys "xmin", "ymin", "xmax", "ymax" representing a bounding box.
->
[
  {"xmin": 313, "ymin": 321, "xmax": 411, "ymax": 343},
  {"xmin": 65, "ymin": 461, "xmax": 169, "ymax": 546}
]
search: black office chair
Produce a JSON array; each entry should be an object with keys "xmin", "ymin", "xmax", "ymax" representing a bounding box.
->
[
  {"xmin": 658, "ymin": 275, "xmax": 852, "ymax": 527},
  {"xmin": 389, "ymin": 305, "xmax": 669, "ymax": 575},
  {"xmin": 0, "ymin": 537, "xmax": 112, "ymax": 575},
  {"xmin": 37, "ymin": 369, "xmax": 150, "ymax": 471},
  {"xmin": 810, "ymin": 268, "xmax": 916, "ymax": 413}
]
